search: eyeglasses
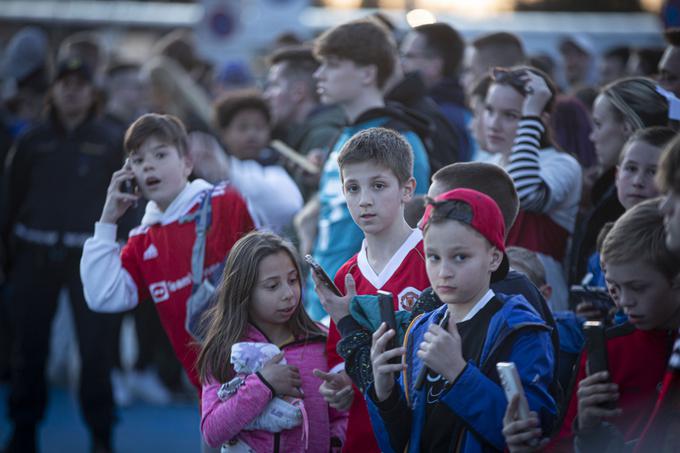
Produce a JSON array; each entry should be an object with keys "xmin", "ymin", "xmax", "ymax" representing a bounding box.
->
[{"xmin": 491, "ymin": 68, "xmax": 533, "ymax": 95}]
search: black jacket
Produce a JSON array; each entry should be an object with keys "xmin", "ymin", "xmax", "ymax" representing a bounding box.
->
[
  {"xmin": 1, "ymin": 111, "xmax": 123, "ymax": 258},
  {"xmin": 386, "ymin": 72, "xmax": 463, "ymax": 172}
]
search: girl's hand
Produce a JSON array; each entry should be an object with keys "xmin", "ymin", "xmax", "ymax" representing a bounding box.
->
[
  {"xmin": 371, "ymin": 323, "xmax": 405, "ymax": 402},
  {"xmin": 417, "ymin": 323, "xmax": 466, "ymax": 382},
  {"xmin": 100, "ymin": 163, "xmax": 139, "ymax": 224},
  {"xmin": 577, "ymin": 371, "xmax": 621, "ymax": 430},
  {"xmin": 519, "ymin": 71, "xmax": 552, "ymax": 117},
  {"xmin": 313, "ymin": 369, "xmax": 354, "ymax": 411},
  {"xmin": 313, "ymin": 273, "xmax": 355, "ymax": 324},
  {"xmin": 259, "ymin": 353, "xmax": 304, "ymax": 398},
  {"xmin": 503, "ymin": 394, "xmax": 549, "ymax": 452}
]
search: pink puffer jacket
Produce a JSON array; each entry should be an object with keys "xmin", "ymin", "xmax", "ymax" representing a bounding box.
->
[{"xmin": 201, "ymin": 324, "xmax": 348, "ymax": 452}]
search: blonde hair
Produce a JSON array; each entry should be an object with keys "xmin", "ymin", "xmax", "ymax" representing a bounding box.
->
[{"xmin": 601, "ymin": 198, "xmax": 680, "ymax": 282}]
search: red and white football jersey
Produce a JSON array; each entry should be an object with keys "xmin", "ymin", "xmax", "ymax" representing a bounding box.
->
[
  {"xmin": 121, "ymin": 183, "xmax": 254, "ymax": 389},
  {"xmin": 325, "ymin": 229, "xmax": 430, "ymax": 453}
]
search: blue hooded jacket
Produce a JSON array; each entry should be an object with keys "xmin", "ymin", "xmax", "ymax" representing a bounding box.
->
[{"xmin": 365, "ymin": 293, "xmax": 557, "ymax": 452}]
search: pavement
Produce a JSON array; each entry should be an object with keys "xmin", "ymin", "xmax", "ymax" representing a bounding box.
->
[{"xmin": 0, "ymin": 384, "xmax": 202, "ymax": 453}]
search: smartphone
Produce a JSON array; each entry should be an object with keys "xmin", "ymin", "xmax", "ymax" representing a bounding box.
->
[
  {"xmin": 120, "ymin": 158, "xmax": 138, "ymax": 194},
  {"xmin": 583, "ymin": 321, "xmax": 616, "ymax": 409},
  {"xmin": 569, "ymin": 285, "xmax": 615, "ymax": 318},
  {"xmin": 304, "ymin": 254, "xmax": 342, "ymax": 297},
  {"xmin": 583, "ymin": 321, "xmax": 609, "ymax": 376},
  {"xmin": 377, "ymin": 290, "xmax": 399, "ymax": 364},
  {"xmin": 497, "ymin": 362, "xmax": 531, "ymax": 420}
]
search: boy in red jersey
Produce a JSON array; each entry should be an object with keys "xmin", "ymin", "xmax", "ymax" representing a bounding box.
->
[
  {"xmin": 313, "ymin": 127, "xmax": 430, "ymax": 453},
  {"xmin": 80, "ymin": 113, "xmax": 255, "ymax": 392}
]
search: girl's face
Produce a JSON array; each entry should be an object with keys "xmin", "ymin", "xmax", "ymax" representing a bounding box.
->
[
  {"xmin": 590, "ymin": 94, "xmax": 630, "ymax": 171},
  {"xmin": 221, "ymin": 108, "xmax": 270, "ymax": 161},
  {"xmin": 424, "ymin": 220, "xmax": 501, "ymax": 311},
  {"xmin": 615, "ymin": 139, "xmax": 663, "ymax": 210},
  {"xmin": 249, "ymin": 251, "xmax": 301, "ymax": 331},
  {"xmin": 483, "ymin": 83, "xmax": 524, "ymax": 155}
]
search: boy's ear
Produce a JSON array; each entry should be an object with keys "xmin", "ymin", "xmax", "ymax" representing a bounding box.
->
[
  {"xmin": 401, "ymin": 177, "xmax": 416, "ymax": 202},
  {"xmin": 183, "ymin": 153, "xmax": 194, "ymax": 178},
  {"xmin": 621, "ymin": 120, "xmax": 634, "ymax": 137},
  {"xmin": 489, "ymin": 247, "xmax": 503, "ymax": 272},
  {"xmin": 290, "ymin": 80, "xmax": 306, "ymax": 104},
  {"xmin": 539, "ymin": 284, "xmax": 553, "ymax": 301},
  {"xmin": 361, "ymin": 64, "xmax": 379, "ymax": 87}
]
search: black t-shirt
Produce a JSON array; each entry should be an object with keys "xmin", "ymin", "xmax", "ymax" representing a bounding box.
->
[{"xmin": 420, "ymin": 296, "xmax": 503, "ymax": 452}]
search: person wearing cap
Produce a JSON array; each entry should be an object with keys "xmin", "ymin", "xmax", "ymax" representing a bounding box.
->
[
  {"xmin": 1, "ymin": 55, "xmax": 122, "ymax": 453},
  {"xmin": 366, "ymin": 188, "xmax": 556, "ymax": 453},
  {"xmin": 659, "ymin": 28, "xmax": 680, "ymax": 98},
  {"xmin": 559, "ymin": 34, "xmax": 596, "ymax": 92}
]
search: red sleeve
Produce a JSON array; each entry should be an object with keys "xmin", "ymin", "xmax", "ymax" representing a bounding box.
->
[
  {"xmin": 549, "ymin": 352, "xmax": 588, "ymax": 451},
  {"xmin": 326, "ymin": 262, "xmax": 350, "ymax": 370},
  {"xmin": 120, "ymin": 235, "xmax": 150, "ymax": 303}
]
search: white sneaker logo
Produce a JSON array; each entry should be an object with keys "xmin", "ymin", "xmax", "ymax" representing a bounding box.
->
[{"xmin": 143, "ymin": 244, "xmax": 159, "ymax": 261}]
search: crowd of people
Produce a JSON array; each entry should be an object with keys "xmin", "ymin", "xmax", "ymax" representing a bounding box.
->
[{"xmin": 1, "ymin": 12, "xmax": 680, "ymax": 453}]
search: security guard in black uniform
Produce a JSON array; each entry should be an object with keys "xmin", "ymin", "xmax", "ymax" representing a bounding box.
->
[{"xmin": 1, "ymin": 56, "xmax": 123, "ymax": 453}]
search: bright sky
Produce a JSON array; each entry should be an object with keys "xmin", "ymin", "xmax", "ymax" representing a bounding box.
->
[{"xmin": 322, "ymin": 0, "xmax": 663, "ymax": 15}]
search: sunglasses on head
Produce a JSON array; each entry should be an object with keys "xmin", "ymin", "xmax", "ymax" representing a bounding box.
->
[{"xmin": 492, "ymin": 68, "xmax": 533, "ymax": 95}]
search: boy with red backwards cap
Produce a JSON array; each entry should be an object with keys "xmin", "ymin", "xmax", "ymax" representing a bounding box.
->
[{"xmin": 367, "ymin": 188, "xmax": 557, "ymax": 452}]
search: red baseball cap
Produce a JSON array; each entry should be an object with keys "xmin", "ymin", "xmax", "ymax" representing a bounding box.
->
[{"xmin": 419, "ymin": 188, "xmax": 509, "ymax": 282}]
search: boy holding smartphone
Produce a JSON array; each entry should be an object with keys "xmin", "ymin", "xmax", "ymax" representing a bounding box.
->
[
  {"xmin": 541, "ymin": 199, "xmax": 680, "ymax": 452},
  {"xmin": 312, "ymin": 127, "xmax": 430, "ymax": 453},
  {"xmin": 80, "ymin": 113, "xmax": 255, "ymax": 394}
]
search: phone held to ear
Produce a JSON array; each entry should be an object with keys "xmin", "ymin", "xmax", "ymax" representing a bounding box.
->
[{"xmin": 120, "ymin": 158, "xmax": 138, "ymax": 194}]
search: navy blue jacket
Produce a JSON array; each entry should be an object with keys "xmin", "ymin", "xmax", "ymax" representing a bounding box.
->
[{"xmin": 365, "ymin": 293, "xmax": 557, "ymax": 452}]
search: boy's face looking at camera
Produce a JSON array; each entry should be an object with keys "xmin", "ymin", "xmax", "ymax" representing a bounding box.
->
[
  {"xmin": 616, "ymin": 139, "xmax": 662, "ymax": 210},
  {"xmin": 424, "ymin": 219, "xmax": 502, "ymax": 308},
  {"xmin": 128, "ymin": 135, "xmax": 192, "ymax": 211},
  {"xmin": 341, "ymin": 161, "xmax": 414, "ymax": 237}
]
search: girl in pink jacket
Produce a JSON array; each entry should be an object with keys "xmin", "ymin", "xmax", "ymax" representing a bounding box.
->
[{"xmin": 197, "ymin": 231, "xmax": 348, "ymax": 452}]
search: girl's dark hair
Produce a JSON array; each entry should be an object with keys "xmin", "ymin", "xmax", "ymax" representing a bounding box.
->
[
  {"xmin": 491, "ymin": 65, "xmax": 559, "ymax": 149},
  {"xmin": 213, "ymin": 89, "xmax": 270, "ymax": 131},
  {"xmin": 197, "ymin": 231, "xmax": 323, "ymax": 383},
  {"xmin": 550, "ymin": 95, "xmax": 597, "ymax": 167}
]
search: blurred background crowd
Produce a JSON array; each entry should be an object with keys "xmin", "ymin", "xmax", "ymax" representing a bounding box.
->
[{"xmin": 0, "ymin": 0, "xmax": 679, "ymax": 451}]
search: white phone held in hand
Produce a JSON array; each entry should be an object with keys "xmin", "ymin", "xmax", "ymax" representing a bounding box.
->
[{"xmin": 497, "ymin": 362, "xmax": 530, "ymax": 420}]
